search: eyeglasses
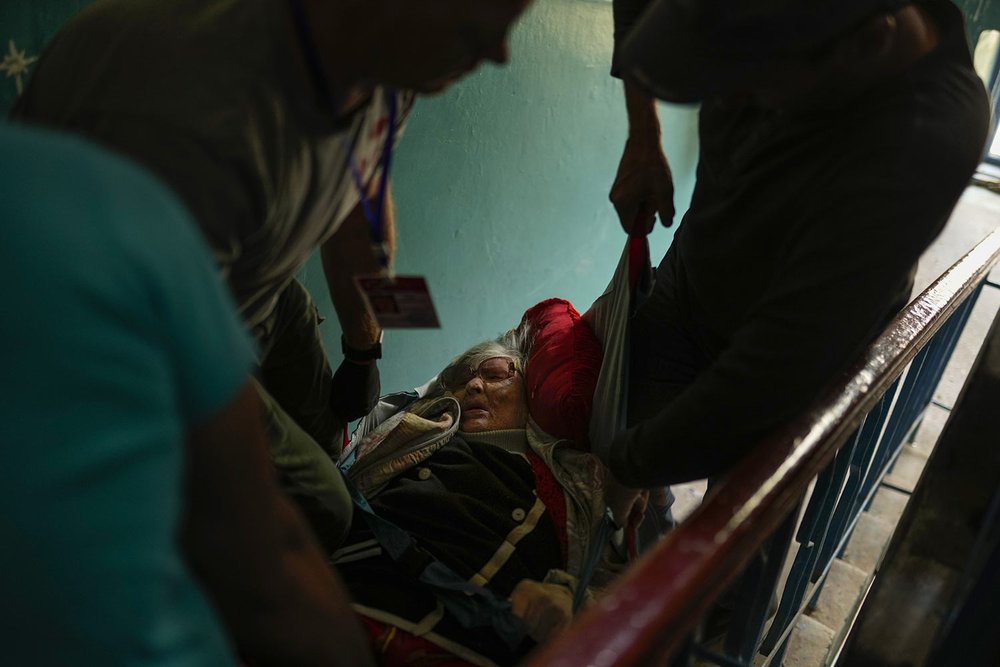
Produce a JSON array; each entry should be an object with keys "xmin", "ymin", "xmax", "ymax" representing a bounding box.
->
[{"xmin": 440, "ymin": 356, "xmax": 518, "ymax": 390}]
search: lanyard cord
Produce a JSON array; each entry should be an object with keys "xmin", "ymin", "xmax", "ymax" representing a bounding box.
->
[
  {"xmin": 288, "ymin": 0, "xmax": 396, "ymax": 270},
  {"xmin": 349, "ymin": 94, "xmax": 397, "ymax": 269}
]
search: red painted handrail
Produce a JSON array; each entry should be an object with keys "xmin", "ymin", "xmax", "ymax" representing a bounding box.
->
[{"xmin": 525, "ymin": 229, "xmax": 1000, "ymax": 667}]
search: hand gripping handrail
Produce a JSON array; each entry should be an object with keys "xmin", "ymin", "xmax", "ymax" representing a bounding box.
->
[{"xmin": 525, "ymin": 228, "xmax": 1000, "ymax": 667}]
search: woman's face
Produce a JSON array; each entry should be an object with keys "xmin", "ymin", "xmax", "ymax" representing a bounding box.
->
[{"xmin": 449, "ymin": 357, "xmax": 529, "ymax": 432}]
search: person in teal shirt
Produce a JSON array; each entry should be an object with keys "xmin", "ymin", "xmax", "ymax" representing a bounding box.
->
[{"xmin": 0, "ymin": 123, "xmax": 373, "ymax": 666}]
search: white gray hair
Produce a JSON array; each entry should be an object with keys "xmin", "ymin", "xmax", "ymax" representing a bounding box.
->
[{"xmin": 429, "ymin": 325, "xmax": 532, "ymax": 398}]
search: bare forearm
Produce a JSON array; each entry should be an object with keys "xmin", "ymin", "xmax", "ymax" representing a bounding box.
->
[
  {"xmin": 235, "ymin": 499, "xmax": 373, "ymax": 666},
  {"xmin": 192, "ymin": 500, "xmax": 370, "ymax": 665},
  {"xmin": 611, "ymin": 82, "xmax": 673, "ymax": 232},
  {"xmin": 183, "ymin": 385, "xmax": 374, "ymax": 666},
  {"xmin": 327, "ymin": 264, "xmax": 381, "ymax": 351},
  {"xmin": 323, "ymin": 193, "xmax": 397, "ymax": 350},
  {"xmin": 624, "ymin": 80, "xmax": 661, "ymax": 142}
]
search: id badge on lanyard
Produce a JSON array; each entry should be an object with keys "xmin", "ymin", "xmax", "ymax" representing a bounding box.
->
[{"xmin": 289, "ymin": 0, "xmax": 441, "ymax": 329}]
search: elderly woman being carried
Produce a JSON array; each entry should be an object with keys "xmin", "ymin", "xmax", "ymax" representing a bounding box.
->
[{"xmin": 331, "ymin": 327, "xmax": 633, "ymax": 667}]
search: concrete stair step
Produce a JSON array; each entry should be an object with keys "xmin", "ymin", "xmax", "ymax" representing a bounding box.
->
[
  {"xmin": 882, "ymin": 446, "xmax": 930, "ymax": 495},
  {"xmin": 765, "ymin": 615, "xmax": 835, "ymax": 667},
  {"xmin": 841, "ymin": 512, "xmax": 896, "ymax": 575},
  {"xmin": 806, "ymin": 559, "xmax": 869, "ymax": 633}
]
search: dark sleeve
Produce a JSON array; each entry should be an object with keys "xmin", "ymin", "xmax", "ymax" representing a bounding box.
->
[
  {"xmin": 611, "ymin": 215, "xmax": 920, "ymax": 486},
  {"xmin": 607, "ymin": 119, "xmax": 987, "ymax": 487},
  {"xmin": 612, "ymin": 0, "xmax": 656, "ymax": 77},
  {"xmin": 258, "ymin": 281, "xmax": 379, "ymax": 453}
]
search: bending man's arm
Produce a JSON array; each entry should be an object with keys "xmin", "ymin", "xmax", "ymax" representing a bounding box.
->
[
  {"xmin": 320, "ymin": 189, "xmax": 396, "ymax": 420},
  {"xmin": 322, "ymin": 188, "xmax": 396, "ymax": 351},
  {"xmin": 183, "ymin": 382, "xmax": 374, "ymax": 667}
]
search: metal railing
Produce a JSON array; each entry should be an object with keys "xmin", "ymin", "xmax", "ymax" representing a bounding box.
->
[{"xmin": 525, "ymin": 228, "xmax": 1000, "ymax": 667}]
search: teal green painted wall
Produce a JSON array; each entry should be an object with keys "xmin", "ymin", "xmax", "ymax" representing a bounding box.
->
[
  {"xmin": 958, "ymin": 0, "xmax": 1000, "ymax": 42},
  {"xmin": 300, "ymin": 0, "xmax": 700, "ymax": 393},
  {"xmin": 0, "ymin": 1, "xmax": 91, "ymax": 110}
]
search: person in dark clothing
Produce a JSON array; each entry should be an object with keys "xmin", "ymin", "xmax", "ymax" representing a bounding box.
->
[{"xmin": 603, "ymin": 0, "xmax": 989, "ymax": 493}]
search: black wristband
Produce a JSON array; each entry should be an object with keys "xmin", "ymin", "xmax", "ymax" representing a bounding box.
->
[{"xmin": 341, "ymin": 334, "xmax": 382, "ymax": 362}]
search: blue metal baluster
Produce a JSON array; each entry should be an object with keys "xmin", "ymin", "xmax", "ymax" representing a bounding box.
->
[
  {"xmin": 836, "ymin": 380, "xmax": 903, "ymax": 559},
  {"xmin": 719, "ymin": 504, "xmax": 800, "ymax": 664},
  {"xmin": 812, "ymin": 389, "xmax": 894, "ymax": 588},
  {"xmin": 857, "ymin": 346, "xmax": 930, "ymax": 510},
  {"xmin": 807, "ymin": 429, "xmax": 859, "ymax": 579},
  {"xmin": 890, "ymin": 328, "xmax": 951, "ymax": 463},
  {"xmin": 921, "ymin": 285, "xmax": 985, "ymax": 434},
  {"xmin": 905, "ymin": 288, "xmax": 976, "ymax": 432},
  {"xmin": 906, "ymin": 284, "xmax": 982, "ymax": 432},
  {"xmin": 759, "ymin": 446, "xmax": 848, "ymax": 655}
]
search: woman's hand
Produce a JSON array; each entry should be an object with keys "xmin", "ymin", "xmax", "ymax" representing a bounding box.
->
[{"xmin": 509, "ymin": 580, "xmax": 574, "ymax": 643}]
